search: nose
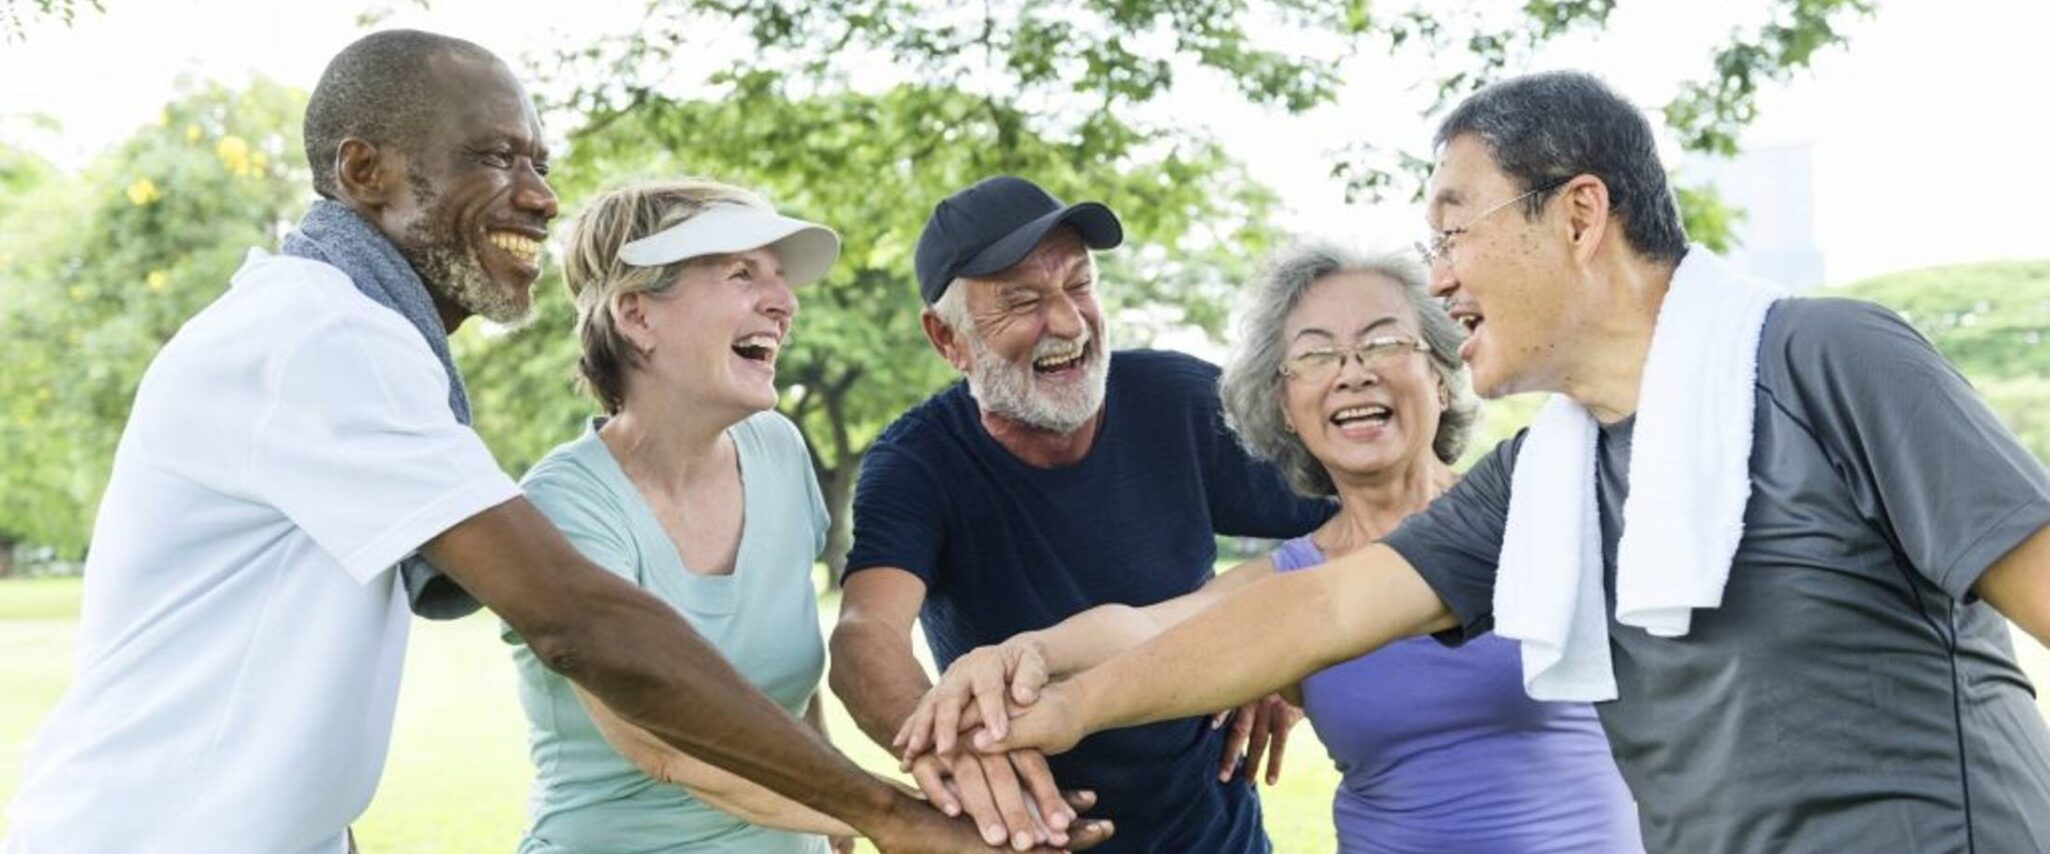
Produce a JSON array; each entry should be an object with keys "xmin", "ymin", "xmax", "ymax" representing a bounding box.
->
[
  {"xmin": 762, "ymin": 273, "xmax": 797, "ymax": 320},
  {"xmin": 515, "ymin": 163, "xmax": 559, "ymax": 222},
  {"xmin": 1335, "ymin": 351, "xmax": 1379, "ymax": 389},
  {"xmin": 1044, "ymin": 290, "xmax": 1085, "ymax": 340},
  {"xmin": 1426, "ymin": 256, "xmax": 1457, "ymax": 299}
]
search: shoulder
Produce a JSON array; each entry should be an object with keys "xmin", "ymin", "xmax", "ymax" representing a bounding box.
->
[
  {"xmin": 873, "ymin": 382, "xmax": 973, "ymax": 450},
  {"xmin": 520, "ymin": 433, "xmax": 621, "ymax": 516},
  {"xmin": 1762, "ymin": 296, "xmax": 1924, "ymax": 362},
  {"xmin": 735, "ymin": 410, "xmax": 811, "ymax": 457}
]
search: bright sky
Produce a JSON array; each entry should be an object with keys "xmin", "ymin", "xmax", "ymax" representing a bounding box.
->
[{"xmin": 3, "ymin": 0, "xmax": 2045, "ymax": 288}]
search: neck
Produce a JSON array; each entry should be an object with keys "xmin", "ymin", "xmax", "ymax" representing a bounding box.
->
[
  {"xmin": 600, "ymin": 395, "xmax": 740, "ymax": 495},
  {"xmin": 980, "ymin": 407, "xmax": 1102, "ymax": 468},
  {"xmin": 1552, "ymin": 251, "xmax": 1679, "ymax": 423},
  {"xmin": 432, "ymin": 292, "xmax": 468, "ymax": 334},
  {"xmin": 1317, "ymin": 455, "xmax": 1458, "ymax": 555}
]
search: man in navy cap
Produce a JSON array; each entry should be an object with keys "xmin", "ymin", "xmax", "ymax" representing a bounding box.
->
[{"xmin": 828, "ymin": 176, "xmax": 1331, "ymax": 852}]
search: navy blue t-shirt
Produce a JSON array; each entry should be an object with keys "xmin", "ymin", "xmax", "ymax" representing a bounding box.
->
[{"xmin": 846, "ymin": 349, "xmax": 1332, "ymax": 853}]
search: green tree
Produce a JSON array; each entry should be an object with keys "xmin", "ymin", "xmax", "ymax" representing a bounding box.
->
[{"xmin": 0, "ymin": 78, "xmax": 309, "ymax": 557}]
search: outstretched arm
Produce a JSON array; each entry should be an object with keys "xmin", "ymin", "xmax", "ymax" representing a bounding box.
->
[
  {"xmin": 424, "ymin": 500, "xmax": 1000, "ymax": 851},
  {"xmin": 573, "ymin": 685, "xmax": 861, "ymax": 837},
  {"xmin": 984, "ymin": 544, "xmax": 1453, "ymax": 756}
]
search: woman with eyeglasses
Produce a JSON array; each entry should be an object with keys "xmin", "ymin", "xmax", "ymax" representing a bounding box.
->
[{"xmin": 896, "ymin": 243, "xmax": 1643, "ymax": 853}]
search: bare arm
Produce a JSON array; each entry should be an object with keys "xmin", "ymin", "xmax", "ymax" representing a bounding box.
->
[
  {"xmin": 1024, "ymin": 558, "xmax": 1275, "ymax": 678},
  {"xmin": 423, "ymin": 500, "xmax": 964, "ymax": 847},
  {"xmin": 987, "ymin": 544, "xmax": 1453, "ymax": 755},
  {"xmin": 572, "ymin": 685, "xmax": 857, "ymax": 837},
  {"xmin": 832, "ymin": 569, "xmax": 1093, "ymax": 851},
  {"xmin": 1976, "ymin": 522, "xmax": 2050, "ymax": 648}
]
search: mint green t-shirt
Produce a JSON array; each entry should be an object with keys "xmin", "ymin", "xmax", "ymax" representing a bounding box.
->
[{"xmin": 505, "ymin": 413, "xmax": 831, "ymax": 854}]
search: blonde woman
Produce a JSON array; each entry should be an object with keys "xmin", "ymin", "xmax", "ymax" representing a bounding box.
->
[{"xmin": 505, "ymin": 179, "xmax": 851, "ymax": 854}]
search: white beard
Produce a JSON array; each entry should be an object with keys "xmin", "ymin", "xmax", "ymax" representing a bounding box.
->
[{"xmin": 964, "ymin": 322, "xmax": 1111, "ymax": 434}]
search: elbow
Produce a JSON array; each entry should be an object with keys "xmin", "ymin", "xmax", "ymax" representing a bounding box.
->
[{"xmin": 825, "ymin": 620, "xmax": 870, "ymax": 705}]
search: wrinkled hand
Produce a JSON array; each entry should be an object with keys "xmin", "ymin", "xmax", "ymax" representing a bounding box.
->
[
  {"xmin": 867, "ymin": 790, "xmax": 1112, "ymax": 853},
  {"xmin": 902, "ymin": 748, "xmax": 1092, "ymax": 851},
  {"xmin": 1209, "ymin": 693, "xmax": 1301, "ymax": 785},
  {"xmin": 896, "ymin": 640, "xmax": 1050, "ymax": 760},
  {"xmin": 971, "ymin": 683, "xmax": 1087, "ymax": 758}
]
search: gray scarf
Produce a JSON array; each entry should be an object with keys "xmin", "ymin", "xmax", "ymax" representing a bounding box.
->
[{"xmin": 281, "ymin": 199, "xmax": 482, "ymax": 619}]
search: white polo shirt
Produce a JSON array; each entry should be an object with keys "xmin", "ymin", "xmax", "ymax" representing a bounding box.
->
[{"xmin": 3, "ymin": 251, "xmax": 519, "ymax": 854}]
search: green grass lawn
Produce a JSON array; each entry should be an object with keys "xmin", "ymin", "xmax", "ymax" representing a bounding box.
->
[
  {"xmin": 8, "ymin": 575, "xmax": 2050, "ymax": 852},
  {"xmin": 0, "ymin": 577, "xmax": 1342, "ymax": 851}
]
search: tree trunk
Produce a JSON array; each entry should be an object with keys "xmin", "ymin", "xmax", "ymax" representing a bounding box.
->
[
  {"xmin": 820, "ymin": 454, "xmax": 860, "ymax": 583},
  {"xmin": 0, "ymin": 535, "xmax": 16, "ymax": 579}
]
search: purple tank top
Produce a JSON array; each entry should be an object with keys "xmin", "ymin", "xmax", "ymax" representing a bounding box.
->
[{"xmin": 1272, "ymin": 536, "xmax": 1644, "ymax": 853}]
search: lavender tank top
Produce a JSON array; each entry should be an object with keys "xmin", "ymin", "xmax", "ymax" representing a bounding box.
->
[{"xmin": 1272, "ymin": 536, "xmax": 1644, "ymax": 853}]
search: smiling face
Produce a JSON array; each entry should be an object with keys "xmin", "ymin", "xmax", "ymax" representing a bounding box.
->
[
  {"xmin": 621, "ymin": 247, "xmax": 796, "ymax": 419},
  {"xmin": 949, "ymin": 228, "xmax": 1110, "ymax": 434},
  {"xmin": 1279, "ymin": 271, "xmax": 1444, "ymax": 482},
  {"xmin": 1424, "ymin": 133, "xmax": 1581, "ymax": 398},
  {"xmin": 376, "ymin": 53, "xmax": 558, "ymax": 325}
]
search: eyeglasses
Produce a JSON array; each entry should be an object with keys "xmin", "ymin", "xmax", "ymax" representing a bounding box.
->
[
  {"xmin": 1414, "ymin": 176, "xmax": 1572, "ymax": 267},
  {"xmin": 1279, "ymin": 336, "xmax": 1431, "ymax": 384}
]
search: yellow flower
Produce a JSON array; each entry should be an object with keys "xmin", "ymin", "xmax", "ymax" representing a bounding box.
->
[
  {"xmin": 146, "ymin": 270, "xmax": 169, "ymax": 292},
  {"xmin": 185, "ymin": 123, "xmax": 202, "ymax": 143},
  {"xmin": 216, "ymin": 135, "xmax": 253, "ymax": 177},
  {"xmin": 126, "ymin": 178, "xmax": 160, "ymax": 206}
]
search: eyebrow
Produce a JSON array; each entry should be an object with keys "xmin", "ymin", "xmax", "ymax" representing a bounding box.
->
[{"xmin": 1289, "ymin": 316, "xmax": 1403, "ymax": 344}]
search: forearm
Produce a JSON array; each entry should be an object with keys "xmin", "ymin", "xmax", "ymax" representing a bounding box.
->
[
  {"xmin": 828, "ymin": 618, "xmax": 935, "ymax": 748},
  {"xmin": 534, "ymin": 580, "xmax": 900, "ymax": 834},
  {"xmin": 670, "ymin": 756, "xmax": 862, "ymax": 838},
  {"xmin": 1023, "ymin": 604, "xmax": 1169, "ymax": 677},
  {"xmin": 1070, "ymin": 547, "xmax": 1450, "ymax": 732}
]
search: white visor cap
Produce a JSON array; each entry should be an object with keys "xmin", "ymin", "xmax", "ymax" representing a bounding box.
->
[{"xmin": 616, "ymin": 203, "xmax": 841, "ymax": 286}]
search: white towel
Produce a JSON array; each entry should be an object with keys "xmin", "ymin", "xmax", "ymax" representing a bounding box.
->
[{"xmin": 1492, "ymin": 247, "xmax": 1787, "ymax": 702}]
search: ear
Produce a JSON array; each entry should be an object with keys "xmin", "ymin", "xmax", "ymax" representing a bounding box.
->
[
  {"xmin": 333, "ymin": 137, "xmax": 402, "ymax": 210},
  {"xmin": 612, "ymin": 291, "xmax": 656, "ymax": 357},
  {"xmin": 1561, "ymin": 175, "xmax": 1611, "ymax": 267},
  {"xmin": 920, "ymin": 308, "xmax": 972, "ymax": 373}
]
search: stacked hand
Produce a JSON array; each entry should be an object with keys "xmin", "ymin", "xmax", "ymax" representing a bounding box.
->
[{"xmin": 891, "ymin": 639, "xmax": 1299, "ymax": 848}]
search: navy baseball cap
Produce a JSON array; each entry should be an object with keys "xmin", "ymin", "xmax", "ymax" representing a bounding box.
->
[{"xmin": 913, "ymin": 176, "xmax": 1124, "ymax": 305}]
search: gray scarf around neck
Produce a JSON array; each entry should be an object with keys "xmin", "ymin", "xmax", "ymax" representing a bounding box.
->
[{"xmin": 280, "ymin": 198, "xmax": 483, "ymax": 619}]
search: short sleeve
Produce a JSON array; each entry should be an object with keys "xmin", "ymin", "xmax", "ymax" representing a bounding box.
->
[
  {"xmin": 1382, "ymin": 433, "xmax": 1523, "ymax": 642},
  {"xmin": 843, "ymin": 439, "xmax": 948, "ymax": 587},
  {"xmin": 1770, "ymin": 298, "xmax": 2050, "ymax": 599},
  {"xmin": 775, "ymin": 415, "xmax": 831, "ymax": 560},
  {"xmin": 249, "ymin": 309, "xmax": 517, "ymax": 585}
]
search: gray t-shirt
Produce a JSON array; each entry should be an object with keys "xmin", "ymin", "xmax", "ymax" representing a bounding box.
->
[{"xmin": 1384, "ymin": 297, "xmax": 2050, "ymax": 853}]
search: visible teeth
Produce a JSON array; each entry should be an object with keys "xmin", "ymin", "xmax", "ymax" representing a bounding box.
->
[
  {"xmin": 489, "ymin": 231, "xmax": 541, "ymax": 260},
  {"xmin": 1332, "ymin": 405, "xmax": 1392, "ymax": 423},
  {"xmin": 1033, "ymin": 340, "xmax": 1085, "ymax": 369},
  {"xmin": 733, "ymin": 332, "xmax": 780, "ymax": 361}
]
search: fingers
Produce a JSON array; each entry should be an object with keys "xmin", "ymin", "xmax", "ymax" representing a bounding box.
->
[
  {"xmin": 1218, "ymin": 701, "xmax": 1255, "ymax": 782},
  {"xmin": 1012, "ymin": 646, "xmax": 1050, "ymax": 706},
  {"xmin": 971, "ymin": 661, "xmax": 1012, "ymax": 746},
  {"xmin": 970, "ymin": 752, "xmax": 1044, "ymax": 851},
  {"xmin": 1241, "ymin": 700, "xmax": 1272, "ymax": 784},
  {"xmin": 946, "ymin": 754, "xmax": 1013, "ymax": 848},
  {"xmin": 896, "ymin": 690, "xmax": 942, "ymax": 766},
  {"xmin": 932, "ymin": 673, "xmax": 972, "ymax": 759},
  {"xmin": 1263, "ymin": 700, "xmax": 1301, "ymax": 785},
  {"xmin": 1060, "ymin": 788, "xmax": 1097, "ymax": 814},
  {"xmin": 1062, "ymin": 818, "xmax": 1116, "ymax": 851},
  {"xmin": 1011, "ymin": 749, "xmax": 1074, "ymax": 833},
  {"xmin": 908, "ymin": 755, "xmax": 962, "ymax": 819}
]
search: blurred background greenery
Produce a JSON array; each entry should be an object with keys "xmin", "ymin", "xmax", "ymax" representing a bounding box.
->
[{"xmin": 5, "ymin": 0, "xmax": 2049, "ymax": 850}]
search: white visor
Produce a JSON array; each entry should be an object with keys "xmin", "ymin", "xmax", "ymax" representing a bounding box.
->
[{"xmin": 617, "ymin": 203, "xmax": 841, "ymax": 286}]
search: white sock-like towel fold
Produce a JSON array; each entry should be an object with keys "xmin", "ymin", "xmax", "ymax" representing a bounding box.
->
[{"xmin": 1492, "ymin": 247, "xmax": 1787, "ymax": 702}]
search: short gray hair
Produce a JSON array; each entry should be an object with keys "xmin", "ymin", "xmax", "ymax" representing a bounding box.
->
[{"xmin": 1218, "ymin": 243, "xmax": 1480, "ymax": 498}]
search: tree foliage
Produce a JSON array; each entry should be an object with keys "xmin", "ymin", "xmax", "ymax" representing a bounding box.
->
[
  {"xmin": 1, "ymin": 0, "xmax": 103, "ymax": 41},
  {"xmin": 0, "ymin": 78, "xmax": 308, "ymax": 555}
]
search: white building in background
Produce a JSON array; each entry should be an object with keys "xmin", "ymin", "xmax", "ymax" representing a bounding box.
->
[{"xmin": 1681, "ymin": 143, "xmax": 1825, "ymax": 291}]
